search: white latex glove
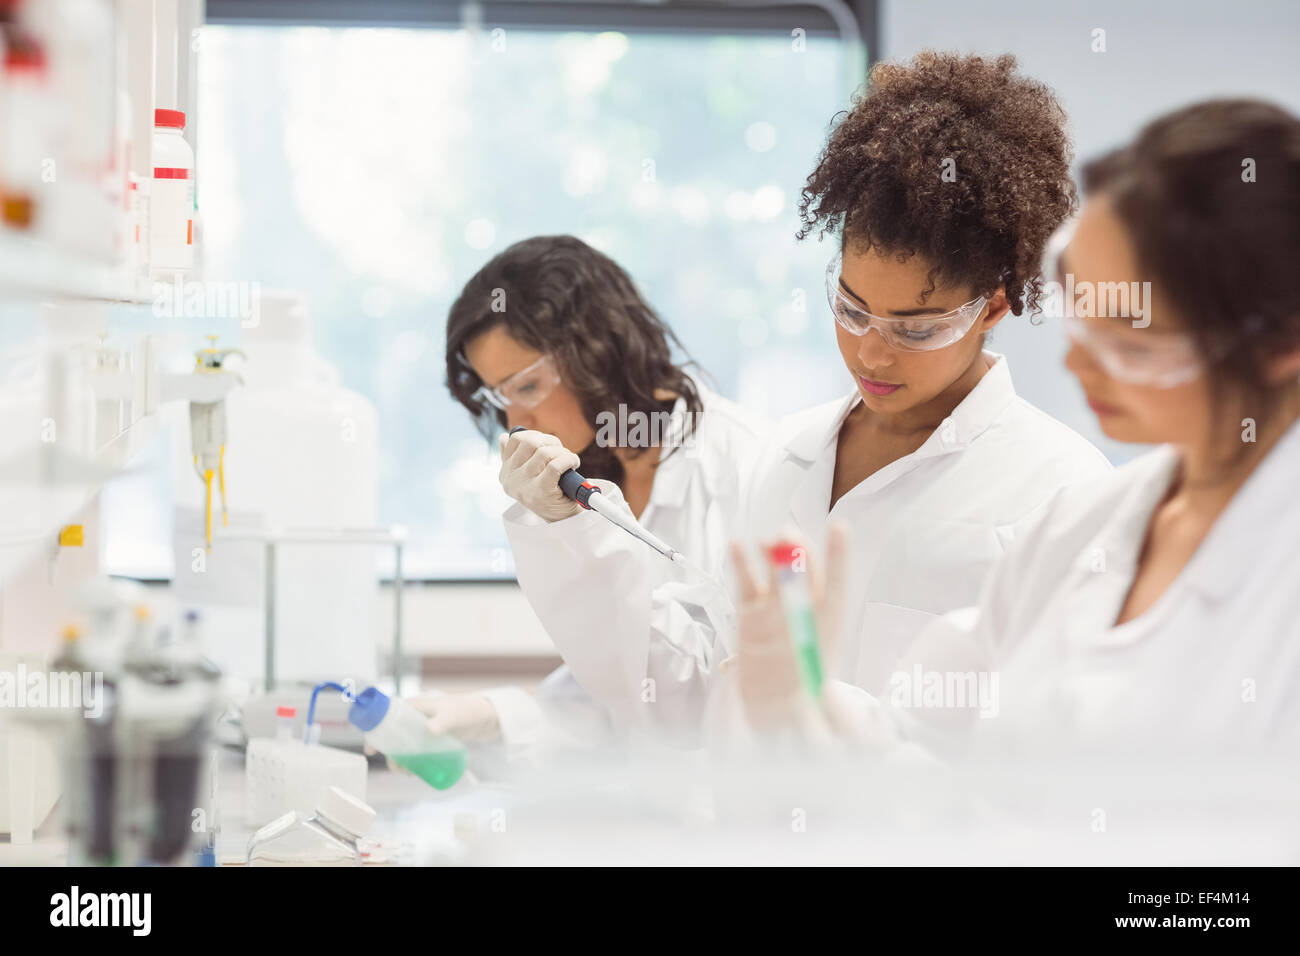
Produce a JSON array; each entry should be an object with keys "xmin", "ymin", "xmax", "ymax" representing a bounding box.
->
[
  {"xmin": 406, "ymin": 692, "xmax": 502, "ymax": 745},
  {"xmin": 726, "ymin": 524, "xmax": 850, "ymax": 741},
  {"xmin": 497, "ymin": 429, "xmax": 583, "ymax": 522},
  {"xmin": 366, "ymin": 693, "xmax": 503, "ymax": 772},
  {"xmin": 725, "ymin": 524, "xmax": 898, "ymax": 754}
]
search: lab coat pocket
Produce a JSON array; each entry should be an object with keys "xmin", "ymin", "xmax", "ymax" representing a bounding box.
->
[
  {"xmin": 868, "ymin": 518, "xmax": 1004, "ymax": 612},
  {"xmin": 852, "ymin": 602, "xmax": 943, "ymax": 698}
]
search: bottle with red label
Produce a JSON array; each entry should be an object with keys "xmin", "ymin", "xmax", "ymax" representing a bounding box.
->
[{"xmin": 150, "ymin": 106, "xmax": 194, "ymax": 273}]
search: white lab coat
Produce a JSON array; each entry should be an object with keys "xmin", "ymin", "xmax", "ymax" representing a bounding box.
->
[
  {"xmin": 885, "ymin": 415, "xmax": 1300, "ymax": 757},
  {"xmin": 741, "ymin": 352, "xmax": 1115, "ymax": 699},
  {"xmin": 491, "ymin": 385, "xmax": 770, "ymax": 755},
  {"xmin": 511, "ymin": 351, "xmax": 1112, "ymax": 745}
]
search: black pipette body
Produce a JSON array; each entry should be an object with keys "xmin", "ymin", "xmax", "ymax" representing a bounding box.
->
[{"xmin": 508, "ymin": 425, "xmax": 600, "ymax": 509}]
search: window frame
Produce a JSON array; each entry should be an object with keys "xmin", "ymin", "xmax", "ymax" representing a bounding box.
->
[
  {"xmin": 198, "ymin": 0, "xmax": 876, "ymax": 583},
  {"xmin": 207, "ymin": 0, "xmax": 876, "ymax": 59}
]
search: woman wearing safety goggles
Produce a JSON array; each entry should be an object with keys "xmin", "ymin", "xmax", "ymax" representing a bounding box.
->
[
  {"xmin": 824, "ymin": 250, "xmax": 992, "ymax": 354},
  {"xmin": 731, "ymin": 98, "xmax": 1300, "ymax": 760},
  {"xmin": 1041, "ymin": 219, "xmax": 1210, "ymax": 393},
  {"xmin": 435, "ymin": 234, "xmax": 768, "ymax": 762},
  {"xmin": 513, "ymin": 52, "xmax": 1114, "ymax": 745},
  {"xmin": 708, "ymin": 51, "xmax": 1116, "ymax": 731}
]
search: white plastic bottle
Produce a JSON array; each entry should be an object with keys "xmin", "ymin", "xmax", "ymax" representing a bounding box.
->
[
  {"xmin": 347, "ymin": 687, "xmax": 466, "ymax": 791},
  {"xmin": 130, "ymin": 174, "xmax": 150, "ymax": 276},
  {"xmin": 166, "ymin": 293, "xmax": 381, "ymax": 687},
  {"xmin": 275, "ymin": 705, "xmax": 296, "ymax": 741},
  {"xmin": 246, "ymin": 785, "xmax": 374, "ymax": 867},
  {"xmin": 27, "ymin": 0, "xmax": 116, "ymax": 261},
  {"xmin": 1, "ymin": 37, "xmax": 49, "ymax": 231},
  {"xmin": 150, "ymin": 108, "xmax": 194, "ymax": 273}
]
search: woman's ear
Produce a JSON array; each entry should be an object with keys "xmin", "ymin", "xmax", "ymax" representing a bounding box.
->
[{"xmin": 981, "ymin": 288, "xmax": 1012, "ymax": 330}]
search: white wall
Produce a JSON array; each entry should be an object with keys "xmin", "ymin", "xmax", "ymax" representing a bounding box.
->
[
  {"xmin": 879, "ymin": 0, "xmax": 1300, "ymax": 463},
  {"xmin": 375, "ymin": 582, "xmax": 556, "ymax": 659}
]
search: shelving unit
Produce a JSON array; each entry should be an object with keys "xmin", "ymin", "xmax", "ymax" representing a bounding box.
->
[
  {"xmin": 0, "ymin": 413, "xmax": 161, "ymax": 584},
  {"xmin": 0, "ymin": 0, "xmax": 203, "ymax": 628},
  {"xmin": 0, "ymin": 233, "xmax": 152, "ymax": 305}
]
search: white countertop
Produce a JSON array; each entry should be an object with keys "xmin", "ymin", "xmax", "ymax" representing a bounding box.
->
[{"xmin": 0, "ymin": 745, "xmax": 515, "ymax": 867}]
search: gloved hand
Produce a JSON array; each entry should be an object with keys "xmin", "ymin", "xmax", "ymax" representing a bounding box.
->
[
  {"xmin": 497, "ymin": 429, "xmax": 583, "ymax": 522},
  {"xmin": 406, "ymin": 692, "xmax": 501, "ymax": 744},
  {"xmin": 721, "ymin": 524, "xmax": 896, "ymax": 754},
  {"xmin": 369, "ymin": 692, "xmax": 501, "ymax": 774},
  {"xmin": 728, "ymin": 524, "xmax": 848, "ymax": 736}
]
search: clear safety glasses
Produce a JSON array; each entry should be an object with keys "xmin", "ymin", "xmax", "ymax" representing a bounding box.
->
[
  {"xmin": 825, "ymin": 251, "xmax": 988, "ymax": 351},
  {"xmin": 470, "ymin": 353, "xmax": 562, "ymax": 411},
  {"xmin": 1043, "ymin": 219, "xmax": 1207, "ymax": 389},
  {"xmin": 1059, "ymin": 315, "xmax": 1206, "ymax": 388}
]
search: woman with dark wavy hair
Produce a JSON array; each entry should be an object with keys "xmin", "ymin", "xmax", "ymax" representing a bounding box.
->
[
  {"xmin": 447, "ymin": 234, "xmax": 709, "ymax": 507},
  {"xmin": 428, "ymin": 234, "xmax": 767, "ymax": 758}
]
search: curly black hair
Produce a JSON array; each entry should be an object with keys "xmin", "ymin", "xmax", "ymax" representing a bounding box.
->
[
  {"xmin": 444, "ymin": 235, "xmax": 703, "ymax": 486},
  {"xmin": 797, "ymin": 51, "xmax": 1076, "ymax": 316}
]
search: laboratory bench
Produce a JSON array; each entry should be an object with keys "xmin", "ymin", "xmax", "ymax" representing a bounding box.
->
[{"xmin": 0, "ymin": 745, "xmax": 515, "ymax": 867}]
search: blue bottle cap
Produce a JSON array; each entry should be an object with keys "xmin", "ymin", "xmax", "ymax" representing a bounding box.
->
[{"xmin": 347, "ymin": 686, "xmax": 390, "ymax": 732}]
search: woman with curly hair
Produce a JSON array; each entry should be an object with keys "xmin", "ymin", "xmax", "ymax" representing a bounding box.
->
[
  {"xmin": 434, "ymin": 234, "xmax": 767, "ymax": 760},
  {"xmin": 724, "ymin": 51, "xmax": 1114, "ymax": 719},
  {"xmin": 734, "ymin": 97, "xmax": 1300, "ymax": 757},
  {"xmin": 502, "ymin": 53, "xmax": 1111, "ymax": 746}
]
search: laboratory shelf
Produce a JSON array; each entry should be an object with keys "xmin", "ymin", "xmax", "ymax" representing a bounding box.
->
[
  {"xmin": 0, "ymin": 412, "xmax": 161, "ymax": 585},
  {"xmin": 0, "ymin": 232, "xmax": 151, "ymax": 305}
]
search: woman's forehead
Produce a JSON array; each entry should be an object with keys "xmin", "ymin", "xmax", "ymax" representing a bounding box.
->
[
  {"xmin": 839, "ymin": 245, "xmax": 972, "ymax": 313},
  {"xmin": 463, "ymin": 325, "xmax": 542, "ymax": 382},
  {"xmin": 1068, "ymin": 196, "xmax": 1140, "ymax": 279}
]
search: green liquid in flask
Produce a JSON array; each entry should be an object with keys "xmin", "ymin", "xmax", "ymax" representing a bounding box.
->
[{"xmin": 391, "ymin": 749, "xmax": 467, "ymax": 790}]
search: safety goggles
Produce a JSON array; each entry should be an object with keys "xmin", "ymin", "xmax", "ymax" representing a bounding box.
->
[
  {"xmin": 469, "ymin": 353, "xmax": 562, "ymax": 411},
  {"xmin": 1060, "ymin": 314, "xmax": 1206, "ymax": 388},
  {"xmin": 1043, "ymin": 219, "xmax": 1207, "ymax": 388},
  {"xmin": 825, "ymin": 251, "xmax": 988, "ymax": 351}
]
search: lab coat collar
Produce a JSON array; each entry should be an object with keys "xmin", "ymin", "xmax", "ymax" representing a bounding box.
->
[
  {"xmin": 1062, "ymin": 447, "xmax": 1179, "ymax": 645},
  {"xmin": 783, "ymin": 391, "xmax": 859, "ymax": 464},
  {"xmin": 783, "ymin": 351, "xmax": 1017, "ymax": 465},
  {"xmin": 1065, "ymin": 416, "xmax": 1300, "ymax": 643},
  {"xmin": 647, "ymin": 393, "xmax": 693, "ymax": 509},
  {"xmin": 1178, "ymin": 416, "xmax": 1300, "ymax": 603},
  {"xmin": 912, "ymin": 350, "xmax": 1017, "ymax": 459},
  {"xmin": 645, "ymin": 385, "xmax": 730, "ymax": 510}
]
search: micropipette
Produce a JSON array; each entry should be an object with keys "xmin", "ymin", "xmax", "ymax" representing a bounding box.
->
[{"xmin": 507, "ymin": 426, "xmax": 684, "ymax": 563}]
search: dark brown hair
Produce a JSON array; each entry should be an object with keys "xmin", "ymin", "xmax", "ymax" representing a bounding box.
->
[
  {"xmin": 1082, "ymin": 99, "xmax": 1300, "ymax": 432},
  {"xmin": 798, "ymin": 51, "xmax": 1076, "ymax": 315},
  {"xmin": 445, "ymin": 235, "xmax": 703, "ymax": 484}
]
